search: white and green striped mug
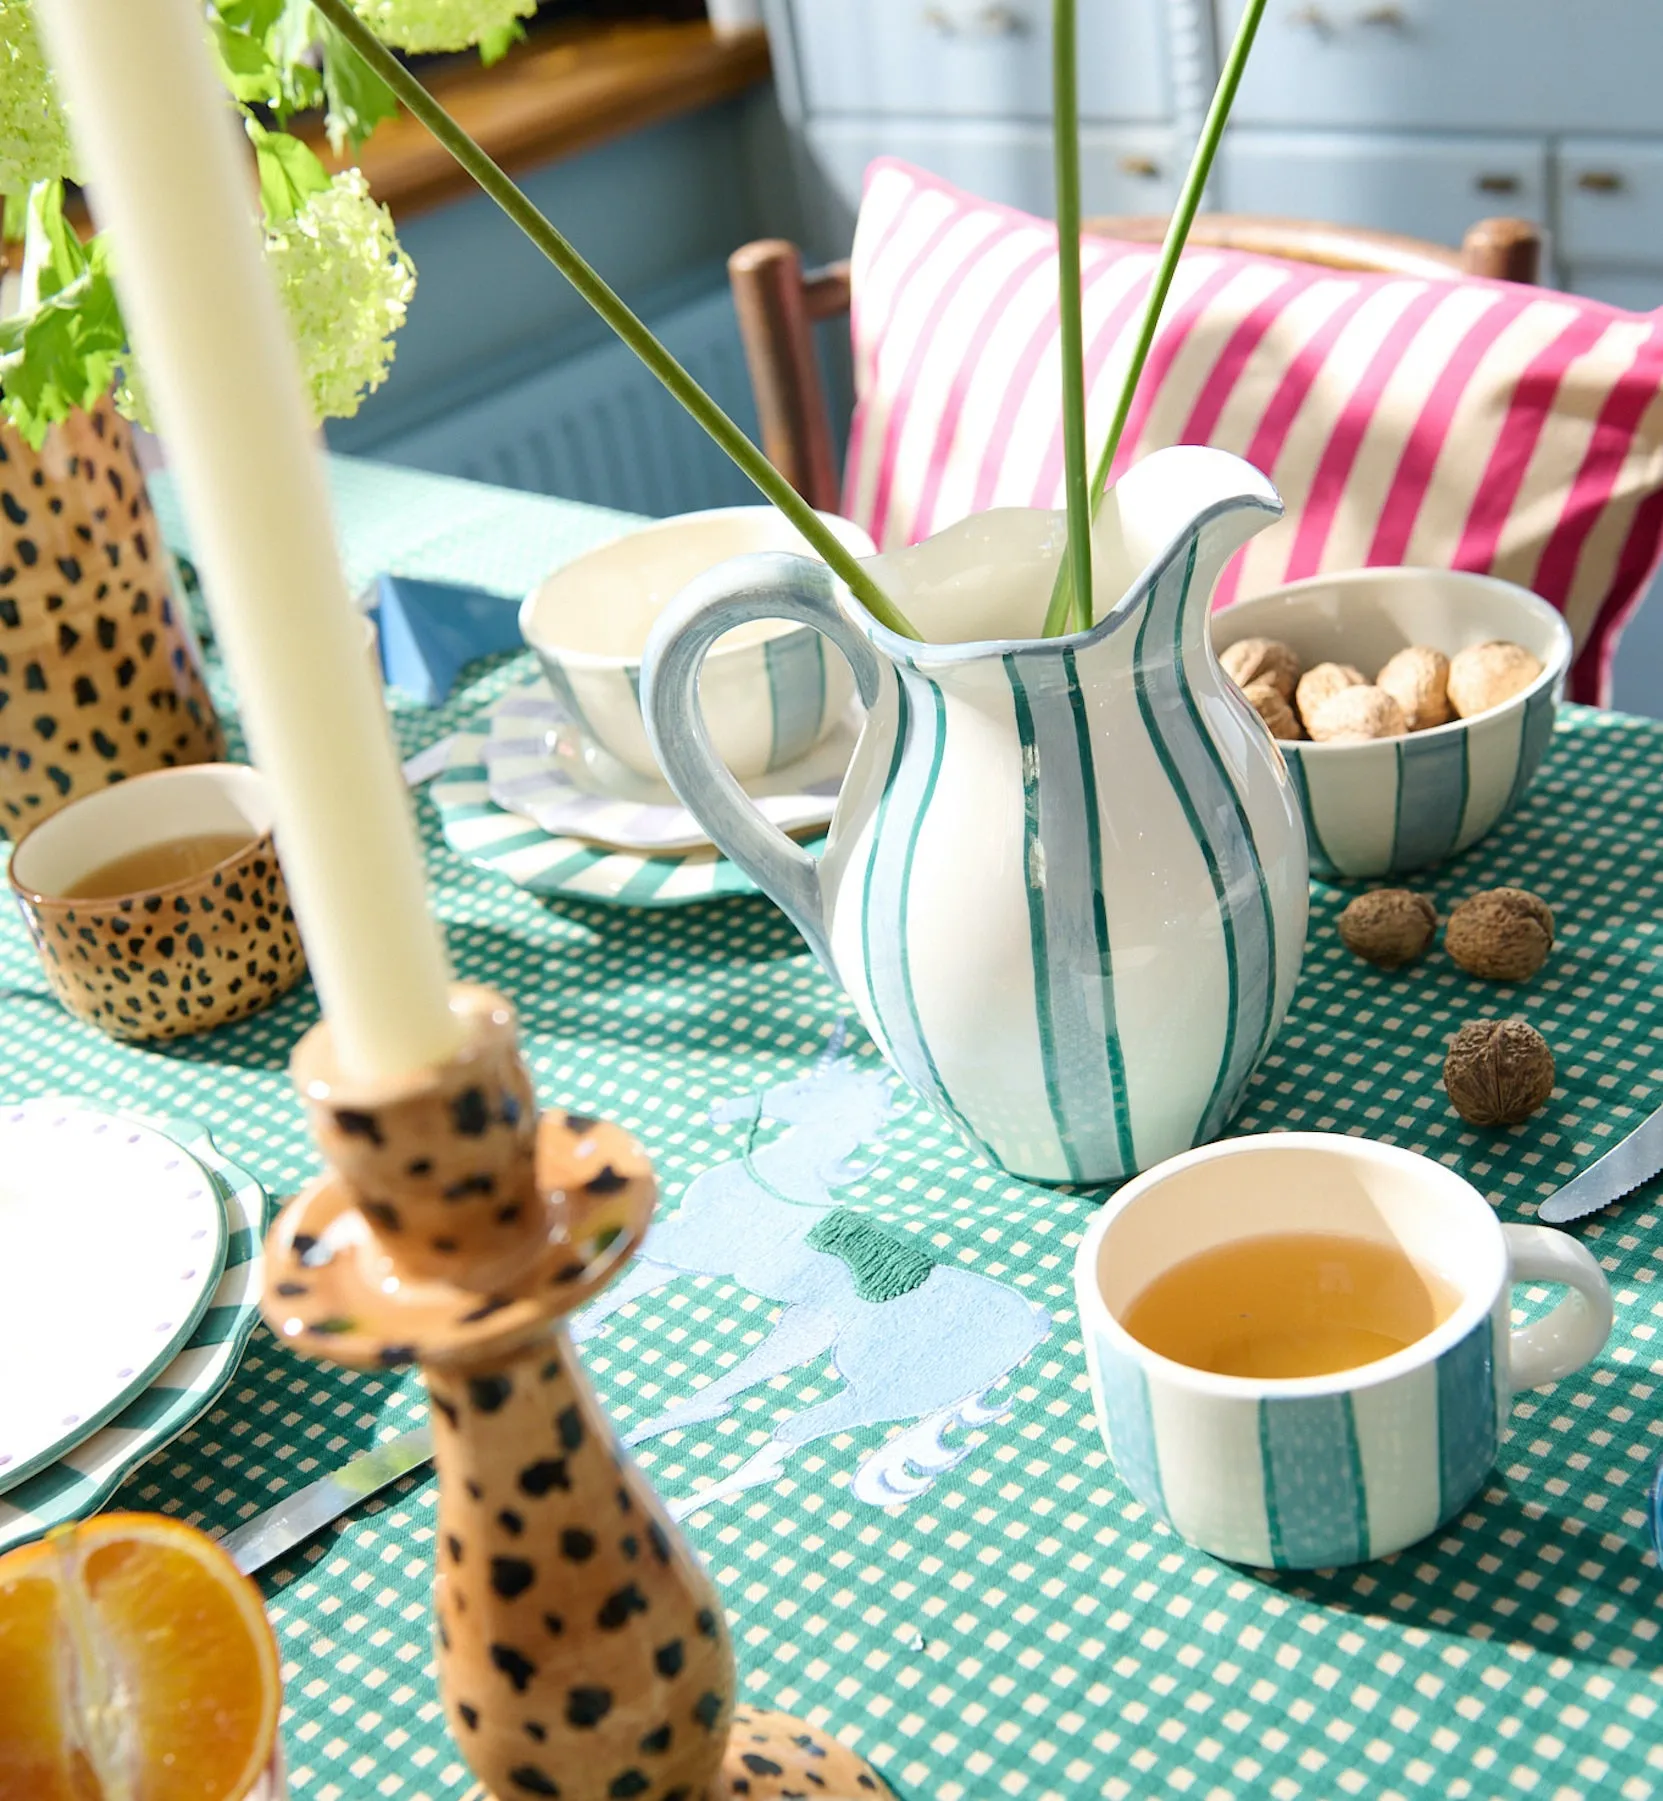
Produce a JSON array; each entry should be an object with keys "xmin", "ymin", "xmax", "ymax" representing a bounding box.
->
[
  {"xmin": 1075, "ymin": 1133, "xmax": 1613, "ymax": 1569},
  {"xmin": 641, "ymin": 447, "xmax": 1311, "ymax": 1185}
]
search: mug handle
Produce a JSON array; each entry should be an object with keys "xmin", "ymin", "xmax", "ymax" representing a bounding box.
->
[
  {"xmin": 1503, "ymin": 1223, "xmax": 1614, "ymax": 1390},
  {"xmin": 639, "ymin": 552, "xmax": 886, "ymax": 969}
]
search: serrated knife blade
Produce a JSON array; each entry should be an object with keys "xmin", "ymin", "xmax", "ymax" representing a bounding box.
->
[
  {"xmin": 221, "ymin": 1427, "xmax": 434, "ymax": 1575},
  {"xmin": 1539, "ymin": 1103, "xmax": 1663, "ymax": 1224}
]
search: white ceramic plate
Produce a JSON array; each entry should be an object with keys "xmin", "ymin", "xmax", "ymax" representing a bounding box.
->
[
  {"xmin": 0, "ymin": 1107, "xmax": 267, "ymax": 1554},
  {"xmin": 0, "ymin": 1103, "xmax": 227, "ymax": 1492},
  {"xmin": 483, "ymin": 674, "xmax": 854, "ymax": 853}
]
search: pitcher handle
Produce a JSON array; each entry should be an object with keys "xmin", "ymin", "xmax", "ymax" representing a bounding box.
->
[{"xmin": 640, "ymin": 552, "xmax": 885, "ymax": 969}]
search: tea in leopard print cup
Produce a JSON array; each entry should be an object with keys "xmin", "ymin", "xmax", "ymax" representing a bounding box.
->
[
  {"xmin": 8, "ymin": 762, "xmax": 307, "ymax": 1042},
  {"xmin": 0, "ymin": 398, "xmax": 224, "ymax": 836}
]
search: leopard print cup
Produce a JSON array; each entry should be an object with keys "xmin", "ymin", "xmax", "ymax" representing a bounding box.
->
[
  {"xmin": 0, "ymin": 399, "xmax": 224, "ymax": 835},
  {"xmin": 8, "ymin": 762, "xmax": 306, "ymax": 1042}
]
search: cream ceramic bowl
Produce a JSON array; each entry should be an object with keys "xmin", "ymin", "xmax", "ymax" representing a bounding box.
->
[
  {"xmin": 519, "ymin": 506, "xmax": 876, "ymax": 783},
  {"xmin": 1212, "ymin": 568, "xmax": 1573, "ymax": 879}
]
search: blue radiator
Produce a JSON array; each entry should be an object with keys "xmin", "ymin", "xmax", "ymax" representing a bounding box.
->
[{"xmin": 370, "ymin": 285, "xmax": 768, "ymax": 519}]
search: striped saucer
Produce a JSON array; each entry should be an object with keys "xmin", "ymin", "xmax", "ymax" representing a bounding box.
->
[
  {"xmin": 482, "ymin": 674, "xmax": 851, "ymax": 854},
  {"xmin": 433, "ymin": 731, "xmax": 819, "ymax": 907}
]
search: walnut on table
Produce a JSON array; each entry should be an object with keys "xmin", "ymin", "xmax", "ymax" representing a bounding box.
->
[
  {"xmin": 1337, "ymin": 889, "xmax": 1438, "ymax": 969},
  {"xmin": 1443, "ymin": 1017, "xmax": 1555, "ymax": 1127},
  {"xmin": 1445, "ymin": 887, "xmax": 1555, "ymax": 982}
]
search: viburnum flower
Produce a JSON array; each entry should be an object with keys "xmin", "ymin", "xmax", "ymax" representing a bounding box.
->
[
  {"xmin": 262, "ymin": 168, "xmax": 416, "ymax": 421},
  {"xmin": 349, "ymin": 0, "xmax": 537, "ymax": 54},
  {"xmin": 0, "ymin": 0, "xmax": 75, "ymax": 191},
  {"xmin": 117, "ymin": 169, "xmax": 414, "ymax": 432}
]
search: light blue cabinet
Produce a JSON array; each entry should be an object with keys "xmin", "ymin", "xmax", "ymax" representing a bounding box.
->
[
  {"xmin": 788, "ymin": 0, "xmax": 1171, "ymax": 123},
  {"xmin": 1556, "ymin": 140, "xmax": 1663, "ymax": 280},
  {"xmin": 1209, "ymin": 0, "xmax": 1663, "ymax": 307},
  {"xmin": 764, "ymin": 0, "xmax": 1663, "ymax": 305},
  {"xmin": 1217, "ymin": 0, "xmax": 1663, "ymax": 138},
  {"xmin": 801, "ymin": 118, "xmax": 1180, "ymax": 238},
  {"xmin": 761, "ymin": 0, "xmax": 1192, "ymax": 257},
  {"xmin": 1220, "ymin": 131, "xmax": 1548, "ymax": 253}
]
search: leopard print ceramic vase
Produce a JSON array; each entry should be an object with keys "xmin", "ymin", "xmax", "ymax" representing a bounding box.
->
[
  {"xmin": 262, "ymin": 985, "xmax": 896, "ymax": 1801},
  {"xmin": 0, "ymin": 398, "xmax": 223, "ymax": 835}
]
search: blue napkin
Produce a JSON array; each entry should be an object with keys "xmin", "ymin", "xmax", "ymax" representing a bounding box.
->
[{"xmin": 372, "ymin": 573, "xmax": 528, "ymax": 706}]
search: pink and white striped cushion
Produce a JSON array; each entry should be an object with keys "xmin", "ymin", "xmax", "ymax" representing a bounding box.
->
[{"xmin": 842, "ymin": 160, "xmax": 1663, "ymax": 704}]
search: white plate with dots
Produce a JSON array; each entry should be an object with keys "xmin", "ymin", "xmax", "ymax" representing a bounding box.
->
[{"xmin": 0, "ymin": 1102, "xmax": 227, "ymax": 1494}]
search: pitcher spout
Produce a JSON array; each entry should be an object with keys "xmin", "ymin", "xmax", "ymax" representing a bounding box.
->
[
  {"xmin": 850, "ymin": 447, "xmax": 1282, "ymax": 658},
  {"xmin": 1089, "ymin": 445, "xmax": 1283, "ymax": 640}
]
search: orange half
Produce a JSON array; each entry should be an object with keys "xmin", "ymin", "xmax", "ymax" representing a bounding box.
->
[{"xmin": 0, "ymin": 1511, "xmax": 281, "ymax": 1801}]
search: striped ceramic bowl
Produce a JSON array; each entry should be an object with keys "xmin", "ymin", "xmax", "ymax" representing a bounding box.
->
[
  {"xmin": 519, "ymin": 507, "xmax": 874, "ymax": 785},
  {"xmin": 1212, "ymin": 569, "xmax": 1573, "ymax": 879}
]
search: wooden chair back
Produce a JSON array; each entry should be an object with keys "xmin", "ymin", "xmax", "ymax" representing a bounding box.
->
[{"xmin": 728, "ymin": 213, "xmax": 1542, "ymax": 513}]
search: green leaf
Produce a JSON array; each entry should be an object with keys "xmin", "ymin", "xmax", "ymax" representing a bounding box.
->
[
  {"xmin": 218, "ymin": 0, "xmax": 291, "ymax": 32},
  {"xmin": 264, "ymin": 0, "xmax": 326, "ymax": 120},
  {"xmin": 250, "ymin": 125, "xmax": 333, "ymax": 224},
  {"xmin": 318, "ymin": 20, "xmax": 399, "ymax": 152},
  {"xmin": 476, "ymin": 21, "xmax": 524, "ymax": 66},
  {"xmin": 0, "ymin": 244, "xmax": 128, "ymax": 449},
  {"xmin": 209, "ymin": 13, "xmax": 284, "ymax": 105},
  {"xmin": 20, "ymin": 181, "xmax": 86, "ymax": 308}
]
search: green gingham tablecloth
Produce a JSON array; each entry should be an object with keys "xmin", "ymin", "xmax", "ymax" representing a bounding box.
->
[{"xmin": 9, "ymin": 455, "xmax": 1663, "ymax": 1801}]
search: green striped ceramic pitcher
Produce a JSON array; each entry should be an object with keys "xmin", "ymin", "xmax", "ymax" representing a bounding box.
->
[{"xmin": 641, "ymin": 446, "xmax": 1310, "ymax": 1185}]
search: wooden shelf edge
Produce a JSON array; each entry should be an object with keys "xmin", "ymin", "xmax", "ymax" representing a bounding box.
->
[{"xmin": 302, "ymin": 20, "xmax": 772, "ymax": 221}]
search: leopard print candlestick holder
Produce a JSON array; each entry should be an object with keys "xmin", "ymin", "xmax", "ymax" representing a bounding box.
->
[{"xmin": 262, "ymin": 985, "xmax": 895, "ymax": 1801}]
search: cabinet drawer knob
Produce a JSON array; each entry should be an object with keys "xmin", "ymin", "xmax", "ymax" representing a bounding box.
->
[
  {"xmin": 1578, "ymin": 170, "xmax": 1625, "ymax": 194},
  {"xmin": 1287, "ymin": 3, "xmax": 1335, "ymax": 33},
  {"xmin": 974, "ymin": 3, "xmax": 1030, "ymax": 31},
  {"xmin": 1475, "ymin": 172, "xmax": 1521, "ymax": 195},
  {"xmin": 920, "ymin": 2, "xmax": 1029, "ymax": 33},
  {"xmin": 1118, "ymin": 154, "xmax": 1161, "ymax": 179}
]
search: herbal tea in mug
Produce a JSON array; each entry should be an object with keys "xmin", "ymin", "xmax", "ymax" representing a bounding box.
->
[
  {"xmin": 62, "ymin": 831, "xmax": 257, "ymax": 899},
  {"xmin": 1120, "ymin": 1231, "xmax": 1463, "ymax": 1380}
]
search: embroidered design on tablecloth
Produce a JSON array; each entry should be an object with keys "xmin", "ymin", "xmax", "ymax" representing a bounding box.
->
[{"xmin": 574, "ymin": 1028, "xmax": 1052, "ymax": 1517}]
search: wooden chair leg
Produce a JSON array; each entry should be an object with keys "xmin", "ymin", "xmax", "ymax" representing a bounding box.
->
[
  {"xmin": 728, "ymin": 239, "xmax": 843, "ymax": 514},
  {"xmin": 1459, "ymin": 217, "xmax": 1542, "ymax": 284}
]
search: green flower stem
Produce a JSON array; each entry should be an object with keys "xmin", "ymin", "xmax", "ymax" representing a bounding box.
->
[
  {"xmin": 1051, "ymin": 0, "xmax": 1092, "ymax": 636},
  {"xmin": 1040, "ymin": 0, "xmax": 1268, "ymax": 637},
  {"xmin": 307, "ymin": 0, "xmax": 921, "ymax": 640}
]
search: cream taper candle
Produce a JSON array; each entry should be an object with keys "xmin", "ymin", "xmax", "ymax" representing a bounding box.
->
[{"xmin": 33, "ymin": 0, "xmax": 460, "ymax": 1082}]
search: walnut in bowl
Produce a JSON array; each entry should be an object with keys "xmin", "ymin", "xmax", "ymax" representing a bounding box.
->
[{"xmin": 1211, "ymin": 568, "xmax": 1572, "ymax": 879}]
